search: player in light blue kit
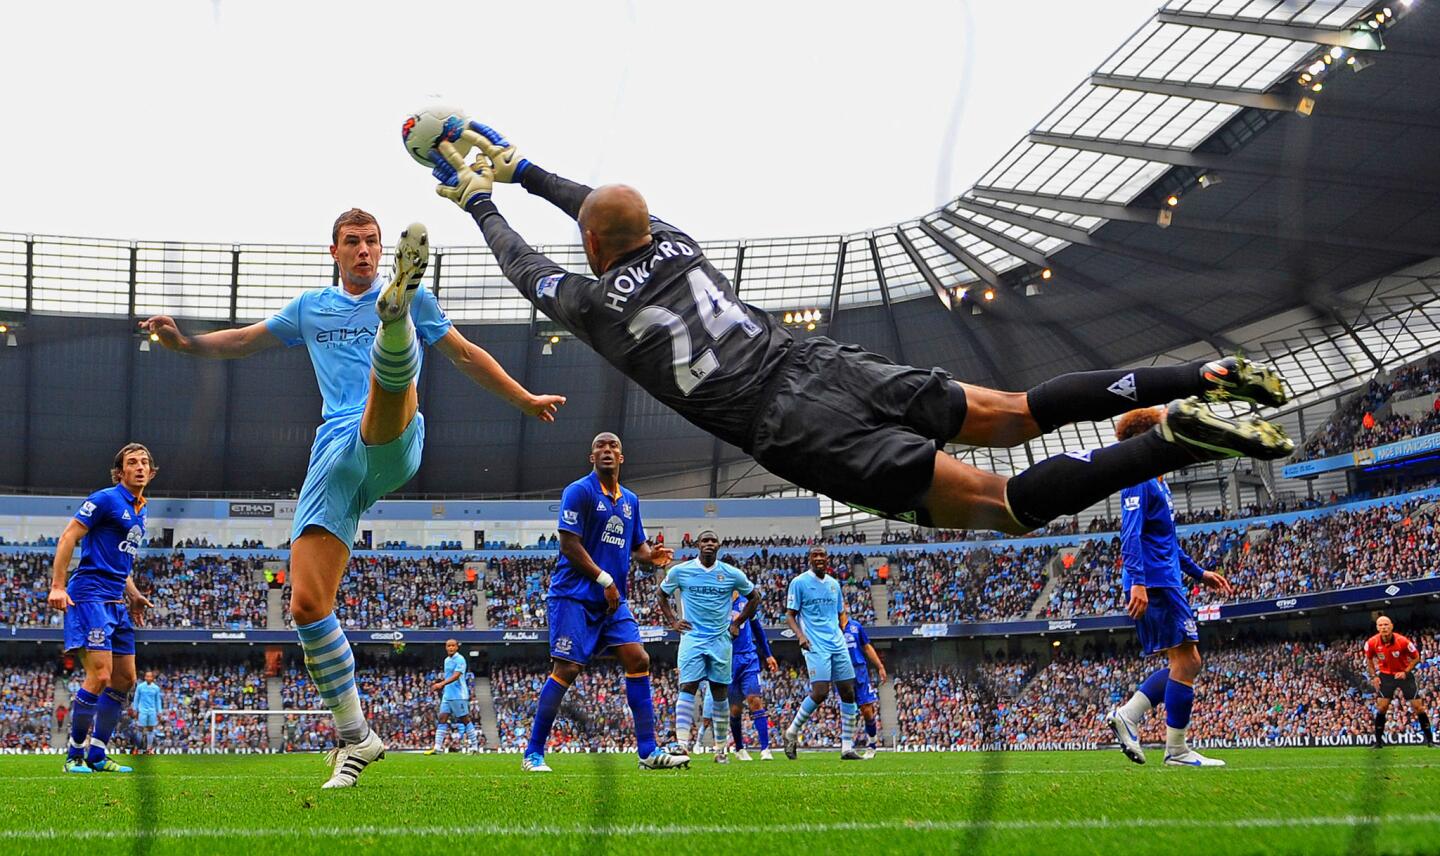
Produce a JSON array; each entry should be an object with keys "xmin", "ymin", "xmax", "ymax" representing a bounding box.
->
[
  {"xmin": 657, "ymin": 529, "xmax": 760, "ymax": 764},
  {"xmin": 783, "ymin": 546, "xmax": 861, "ymax": 760},
  {"xmin": 132, "ymin": 671, "xmax": 163, "ymax": 754},
  {"xmin": 46, "ymin": 443, "xmax": 157, "ymax": 774},
  {"xmin": 1104, "ymin": 408, "xmax": 1235, "ymax": 768},
  {"xmin": 428, "ymin": 639, "xmax": 478, "ymax": 754},
  {"xmin": 522, "ymin": 433, "xmax": 685, "ymax": 772},
  {"xmin": 844, "ymin": 615, "xmax": 887, "ymax": 760},
  {"xmin": 143, "ymin": 210, "xmax": 563, "ymax": 787}
]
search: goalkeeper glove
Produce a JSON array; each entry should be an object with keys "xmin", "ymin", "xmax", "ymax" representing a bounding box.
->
[
  {"xmin": 434, "ymin": 141, "xmax": 494, "ymax": 211},
  {"xmin": 460, "ymin": 121, "xmax": 531, "ymax": 183}
]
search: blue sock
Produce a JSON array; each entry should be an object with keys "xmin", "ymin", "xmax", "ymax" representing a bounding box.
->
[
  {"xmin": 730, "ymin": 713, "xmax": 745, "ymax": 749},
  {"xmin": 676, "ymin": 691, "xmax": 697, "ymax": 744},
  {"xmin": 625, "ymin": 673, "xmax": 658, "ymax": 758},
  {"xmin": 751, "ymin": 708, "xmax": 771, "ymax": 749},
  {"xmin": 1165, "ymin": 679, "xmax": 1195, "ymax": 729},
  {"xmin": 86, "ymin": 687, "xmax": 127, "ymax": 764},
  {"xmin": 1140, "ymin": 668, "xmax": 1171, "ymax": 706},
  {"xmin": 68, "ymin": 688, "xmax": 98, "ymax": 760},
  {"xmin": 525, "ymin": 675, "xmax": 569, "ymax": 758},
  {"xmin": 296, "ymin": 614, "xmax": 368, "ymax": 743},
  {"xmin": 865, "ymin": 717, "xmax": 878, "ymax": 738}
]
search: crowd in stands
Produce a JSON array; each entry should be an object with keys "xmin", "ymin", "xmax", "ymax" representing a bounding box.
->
[
  {"xmin": 0, "ymin": 665, "xmax": 55, "ymax": 750},
  {"xmin": 84, "ymin": 661, "xmax": 271, "ymax": 753},
  {"xmin": 888, "ymin": 547, "xmax": 1053, "ymax": 623},
  {"xmin": 283, "ymin": 555, "xmax": 477, "ymax": 629},
  {"xmin": 132, "ymin": 555, "xmax": 269, "ymax": 629},
  {"xmin": 1298, "ymin": 357, "xmax": 1440, "ymax": 461},
  {"xmin": 491, "ymin": 662, "xmax": 681, "ymax": 752},
  {"xmin": 892, "ymin": 656, "xmax": 1040, "ymax": 749}
]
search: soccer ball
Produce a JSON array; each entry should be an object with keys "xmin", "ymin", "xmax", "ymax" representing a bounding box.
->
[{"xmin": 401, "ymin": 106, "xmax": 468, "ymax": 168}]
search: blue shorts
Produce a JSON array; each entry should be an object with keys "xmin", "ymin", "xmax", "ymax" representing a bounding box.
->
[
  {"xmin": 292, "ymin": 411, "xmax": 426, "ymax": 545},
  {"xmin": 138, "ymin": 710, "xmax": 159, "ymax": 728},
  {"xmin": 439, "ymin": 698, "xmax": 470, "ymax": 719},
  {"xmin": 547, "ymin": 596, "xmax": 642, "ymax": 665},
  {"xmin": 1134, "ymin": 586, "xmax": 1199, "ymax": 656},
  {"xmin": 678, "ymin": 634, "xmax": 732, "ymax": 685},
  {"xmin": 854, "ymin": 666, "xmax": 878, "ymax": 706},
  {"xmin": 63, "ymin": 602, "xmax": 135, "ymax": 656},
  {"xmin": 802, "ymin": 648, "xmax": 856, "ymax": 683},
  {"xmin": 728, "ymin": 654, "xmax": 763, "ymax": 704}
]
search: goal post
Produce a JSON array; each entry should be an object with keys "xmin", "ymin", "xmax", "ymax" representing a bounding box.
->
[{"xmin": 208, "ymin": 709, "xmax": 329, "ymax": 753}]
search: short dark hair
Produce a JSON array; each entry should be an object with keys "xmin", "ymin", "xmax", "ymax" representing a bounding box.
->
[
  {"xmin": 111, "ymin": 443, "xmax": 156, "ymax": 485},
  {"xmin": 331, "ymin": 208, "xmax": 380, "ymax": 245}
]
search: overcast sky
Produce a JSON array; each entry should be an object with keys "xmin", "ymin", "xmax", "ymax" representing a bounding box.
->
[{"xmin": 0, "ymin": 0, "xmax": 1158, "ymax": 248}]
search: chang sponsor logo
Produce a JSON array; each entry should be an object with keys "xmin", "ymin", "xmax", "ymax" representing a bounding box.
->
[{"xmin": 601, "ymin": 515, "xmax": 627, "ymax": 548}]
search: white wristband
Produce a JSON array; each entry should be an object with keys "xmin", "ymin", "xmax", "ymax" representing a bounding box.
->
[{"xmin": 595, "ymin": 572, "xmax": 614, "ymax": 589}]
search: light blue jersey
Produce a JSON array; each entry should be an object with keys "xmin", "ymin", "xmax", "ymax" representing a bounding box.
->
[
  {"xmin": 266, "ymin": 281, "xmax": 452, "ymax": 438},
  {"xmin": 661, "ymin": 559, "xmax": 754, "ymax": 639},
  {"xmin": 786, "ymin": 571, "xmax": 846, "ymax": 654},
  {"xmin": 134, "ymin": 681, "xmax": 162, "ymax": 714},
  {"xmin": 442, "ymin": 653, "xmax": 469, "ymax": 701}
]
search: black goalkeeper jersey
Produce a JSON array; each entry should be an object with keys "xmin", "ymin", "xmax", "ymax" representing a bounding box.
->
[{"xmin": 470, "ymin": 169, "xmax": 794, "ymax": 449}]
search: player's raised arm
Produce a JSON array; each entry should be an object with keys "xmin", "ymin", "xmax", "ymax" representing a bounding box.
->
[
  {"xmin": 432, "ymin": 327, "xmax": 565, "ymax": 422},
  {"xmin": 460, "ymin": 122, "xmax": 594, "ymax": 220},
  {"xmin": 139, "ymin": 316, "xmax": 280, "ymax": 359}
]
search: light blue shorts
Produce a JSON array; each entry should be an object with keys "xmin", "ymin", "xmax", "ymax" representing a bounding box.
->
[
  {"xmin": 292, "ymin": 411, "xmax": 425, "ymax": 545},
  {"xmin": 678, "ymin": 634, "xmax": 733, "ymax": 685},
  {"xmin": 439, "ymin": 698, "xmax": 469, "ymax": 719},
  {"xmin": 803, "ymin": 648, "xmax": 856, "ymax": 683},
  {"xmin": 138, "ymin": 710, "xmax": 159, "ymax": 728}
]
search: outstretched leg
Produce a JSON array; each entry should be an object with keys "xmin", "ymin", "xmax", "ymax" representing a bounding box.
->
[
  {"xmin": 951, "ymin": 356, "xmax": 1287, "ymax": 448},
  {"xmin": 361, "ymin": 223, "xmax": 429, "ymax": 446}
]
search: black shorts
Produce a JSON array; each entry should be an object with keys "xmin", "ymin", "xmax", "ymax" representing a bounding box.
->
[
  {"xmin": 749, "ymin": 337, "xmax": 967, "ymax": 519},
  {"xmin": 1380, "ymin": 673, "xmax": 1420, "ymax": 700}
]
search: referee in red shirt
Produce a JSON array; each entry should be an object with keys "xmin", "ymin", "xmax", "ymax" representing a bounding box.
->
[{"xmin": 1364, "ymin": 615, "xmax": 1434, "ymax": 748}]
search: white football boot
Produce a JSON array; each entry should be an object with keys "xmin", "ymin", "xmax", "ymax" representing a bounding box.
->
[
  {"xmin": 1164, "ymin": 749, "xmax": 1226, "ymax": 767},
  {"xmin": 321, "ymin": 730, "xmax": 386, "ymax": 788},
  {"xmin": 1106, "ymin": 708, "xmax": 1146, "ymax": 765}
]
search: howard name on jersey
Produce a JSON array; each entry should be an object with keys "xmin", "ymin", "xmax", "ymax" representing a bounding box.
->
[{"xmin": 531, "ymin": 221, "xmax": 794, "ymax": 449}]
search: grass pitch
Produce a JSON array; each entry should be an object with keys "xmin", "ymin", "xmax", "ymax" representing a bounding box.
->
[{"xmin": 1, "ymin": 747, "xmax": 1437, "ymax": 855}]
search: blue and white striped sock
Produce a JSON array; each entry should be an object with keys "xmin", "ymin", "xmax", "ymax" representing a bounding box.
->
[
  {"xmin": 372, "ymin": 316, "xmax": 419, "ymax": 393},
  {"xmin": 434, "ymin": 723, "xmax": 449, "ymax": 751},
  {"xmin": 840, "ymin": 701, "xmax": 858, "ymax": 750},
  {"xmin": 710, "ymin": 696, "xmax": 729, "ymax": 748},
  {"xmin": 296, "ymin": 614, "xmax": 369, "ymax": 743},
  {"xmin": 675, "ymin": 691, "xmax": 696, "ymax": 744},
  {"xmin": 787, "ymin": 695, "xmax": 819, "ymax": 737}
]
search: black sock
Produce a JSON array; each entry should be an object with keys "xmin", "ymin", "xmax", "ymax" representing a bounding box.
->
[
  {"xmin": 1005, "ymin": 429, "xmax": 1201, "ymax": 529},
  {"xmin": 1026, "ymin": 362, "xmax": 1207, "ymax": 433},
  {"xmin": 1375, "ymin": 710, "xmax": 1387, "ymax": 743},
  {"xmin": 1420, "ymin": 711, "xmax": 1433, "ymax": 742}
]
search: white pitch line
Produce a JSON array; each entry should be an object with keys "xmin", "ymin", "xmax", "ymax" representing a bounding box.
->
[
  {"xmin": 5, "ymin": 760, "xmax": 1437, "ymax": 783},
  {"xmin": 3, "ymin": 813, "xmax": 1440, "ymax": 842}
]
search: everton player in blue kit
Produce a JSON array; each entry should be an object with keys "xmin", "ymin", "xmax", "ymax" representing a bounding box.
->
[
  {"xmin": 428, "ymin": 639, "xmax": 477, "ymax": 754},
  {"xmin": 523, "ymin": 432, "xmax": 686, "ymax": 772},
  {"xmin": 657, "ymin": 529, "xmax": 760, "ymax": 764},
  {"xmin": 728, "ymin": 587, "xmax": 778, "ymax": 760},
  {"xmin": 428, "ymin": 124, "xmax": 1294, "ymax": 540},
  {"xmin": 844, "ymin": 616, "xmax": 887, "ymax": 760},
  {"xmin": 1104, "ymin": 408, "xmax": 1234, "ymax": 768},
  {"xmin": 46, "ymin": 444, "xmax": 157, "ymax": 773},
  {"xmin": 143, "ymin": 210, "xmax": 562, "ymax": 787},
  {"xmin": 783, "ymin": 546, "xmax": 862, "ymax": 760}
]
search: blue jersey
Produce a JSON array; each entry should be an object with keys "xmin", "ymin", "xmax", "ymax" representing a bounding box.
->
[
  {"xmin": 550, "ymin": 471, "xmax": 646, "ymax": 605},
  {"xmin": 134, "ymin": 681, "xmax": 162, "ymax": 714},
  {"xmin": 730, "ymin": 594, "xmax": 771, "ymax": 659},
  {"xmin": 68, "ymin": 484, "xmax": 147, "ymax": 602},
  {"xmin": 844, "ymin": 618, "xmax": 872, "ymax": 668},
  {"xmin": 1119, "ymin": 478, "xmax": 1205, "ymax": 591},
  {"xmin": 441, "ymin": 653, "xmax": 469, "ymax": 701},
  {"xmin": 660, "ymin": 559, "xmax": 754, "ymax": 640},
  {"xmin": 266, "ymin": 281, "xmax": 452, "ymax": 437},
  {"xmin": 786, "ymin": 571, "xmax": 845, "ymax": 654}
]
